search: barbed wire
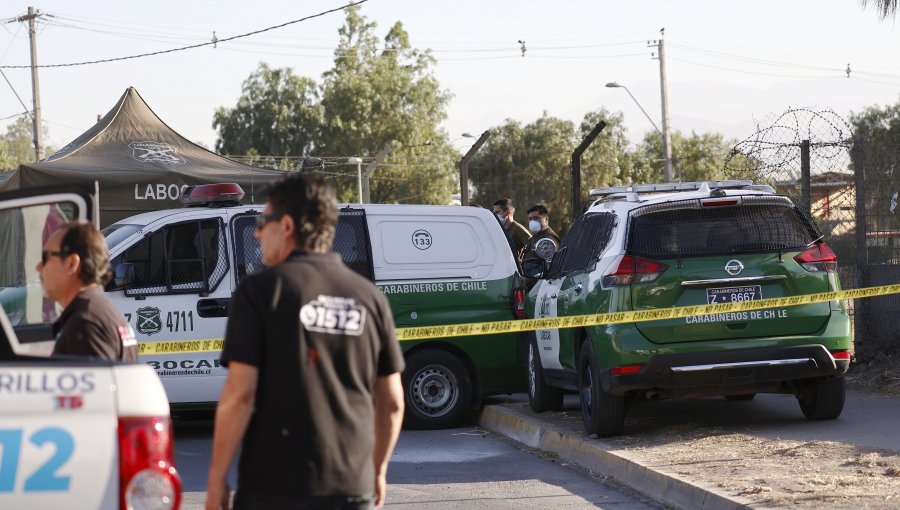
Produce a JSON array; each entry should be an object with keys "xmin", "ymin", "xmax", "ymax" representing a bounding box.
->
[{"xmin": 723, "ymin": 107, "xmax": 854, "ymax": 182}]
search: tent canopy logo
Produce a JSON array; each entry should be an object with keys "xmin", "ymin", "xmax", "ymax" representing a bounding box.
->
[{"xmin": 129, "ymin": 141, "xmax": 186, "ymax": 165}]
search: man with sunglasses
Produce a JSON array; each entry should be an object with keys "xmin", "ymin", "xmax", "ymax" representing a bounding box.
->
[
  {"xmin": 37, "ymin": 220, "xmax": 138, "ymax": 361},
  {"xmin": 207, "ymin": 173, "xmax": 405, "ymax": 510}
]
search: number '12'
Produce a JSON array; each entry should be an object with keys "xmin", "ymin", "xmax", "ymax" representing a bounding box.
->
[{"xmin": 0, "ymin": 427, "xmax": 73, "ymax": 492}]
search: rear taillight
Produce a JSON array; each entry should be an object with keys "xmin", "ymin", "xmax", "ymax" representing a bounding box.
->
[
  {"xmin": 513, "ymin": 288, "xmax": 526, "ymax": 319},
  {"xmin": 118, "ymin": 417, "xmax": 182, "ymax": 510},
  {"xmin": 602, "ymin": 255, "xmax": 668, "ymax": 287},
  {"xmin": 794, "ymin": 242, "xmax": 838, "ymax": 272},
  {"xmin": 610, "ymin": 364, "xmax": 643, "ymax": 376},
  {"xmin": 830, "ymin": 350, "xmax": 852, "ymax": 360}
]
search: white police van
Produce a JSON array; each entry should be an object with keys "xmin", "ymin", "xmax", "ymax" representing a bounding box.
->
[
  {"xmin": 0, "ymin": 184, "xmax": 181, "ymax": 510},
  {"xmin": 103, "ymin": 183, "xmax": 527, "ymax": 429}
]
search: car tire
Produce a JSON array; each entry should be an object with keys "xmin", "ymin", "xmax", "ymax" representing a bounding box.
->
[
  {"xmin": 797, "ymin": 375, "xmax": 846, "ymax": 420},
  {"xmin": 725, "ymin": 393, "xmax": 756, "ymax": 401},
  {"xmin": 403, "ymin": 349, "xmax": 472, "ymax": 430},
  {"xmin": 527, "ymin": 334, "xmax": 564, "ymax": 413},
  {"xmin": 578, "ymin": 340, "xmax": 625, "ymax": 437}
]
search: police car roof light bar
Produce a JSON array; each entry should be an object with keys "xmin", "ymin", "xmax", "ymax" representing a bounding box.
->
[
  {"xmin": 589, "ymin": 180, "xmax": 755, "ymax": 197},
  {"xmin": 180, "ymin": 183, "xmax": 245, "ymax": 207}
]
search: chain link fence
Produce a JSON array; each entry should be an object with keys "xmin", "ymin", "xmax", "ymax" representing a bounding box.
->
[{"xmin": 723, "ymin": 107, "xmax": 898, "ymax": 358}]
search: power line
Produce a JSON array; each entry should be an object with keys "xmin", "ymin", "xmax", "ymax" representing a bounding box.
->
[{"xmin": 0, "ymin": 0, "xmax": 367, "ymax": 69}]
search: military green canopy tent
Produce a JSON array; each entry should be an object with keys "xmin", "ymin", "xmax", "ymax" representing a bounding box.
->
[{"xmin": 0, "ymin": 87, "xmax": 285, "ymax": 226}]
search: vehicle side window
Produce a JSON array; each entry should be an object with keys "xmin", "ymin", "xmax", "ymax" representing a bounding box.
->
[
  {"xmin": 547, "ymin": 213, "xmax": 617, "ymax": 277},
  {"xmin": 113, "ymin": 218, "xmax": 227, "ymax": 296},
  {"xmin": 232, "ymin": 214, "xmax": 263, "ymax": 285},
  {"xmin": 334, "ymin": 208, "xmax": 374, "ymax": 281}
]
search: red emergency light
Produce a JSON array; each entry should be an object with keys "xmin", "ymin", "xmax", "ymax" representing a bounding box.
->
[{"xmin": 180, "ymin": 183, "xmax": 245, "ymax": 207}]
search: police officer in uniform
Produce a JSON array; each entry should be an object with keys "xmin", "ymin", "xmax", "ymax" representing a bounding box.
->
[
  {"xmin": 206, "ymin": 174, "xmax": 405, "ymax": 510},
  {"xmin": 522, "ymin": 204, "xmax": 560, "ymax": 263},
  {"xmin": 37, "ymin": 220, "xmax": 137, "ymax": 362},
  {"xmin": 492, "ymin": 198, "xmax": 531, "ymax": 262}
]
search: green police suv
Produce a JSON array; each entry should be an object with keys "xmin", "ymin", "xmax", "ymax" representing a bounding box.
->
[{"xmin": 524, "ymin": 180, "xmax": 853, "ymax": 437}]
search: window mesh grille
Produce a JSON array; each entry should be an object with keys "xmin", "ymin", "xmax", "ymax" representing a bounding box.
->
[{"xmin": 118, "ymin": 219, "xmax": 226, "ymax": 296}]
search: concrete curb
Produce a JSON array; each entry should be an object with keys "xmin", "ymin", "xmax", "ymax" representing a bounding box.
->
[{"xmin": 479, "ymin": 404, "xmax": 754, "ymax": 510}]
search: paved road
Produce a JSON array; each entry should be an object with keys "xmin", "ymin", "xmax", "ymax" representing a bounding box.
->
[{"xmin": 173, "ymin": 415, "xmax": 663, "ymax": 509}]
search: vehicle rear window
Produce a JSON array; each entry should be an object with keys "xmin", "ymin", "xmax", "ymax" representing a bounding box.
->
[{"xmin": 627, "ymin": 196, "xmax": 819, "ymax": 259}]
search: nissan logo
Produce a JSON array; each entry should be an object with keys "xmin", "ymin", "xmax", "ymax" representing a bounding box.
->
[{"xmin": 725, "ymin": 260, "xmax": 744, "ymax": 276}]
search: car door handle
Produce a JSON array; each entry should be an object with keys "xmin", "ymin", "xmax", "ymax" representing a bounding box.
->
[
  {"xmin": 574, "ymin": 283, "xmax": 583, "ymax": 294},
  {"xmin": 550, "ymin": 293, "xmax": 558, "ymax": 299},
  {"xmin": 197, "ymin": 298, "xmax": 230, "ymax": 318}
]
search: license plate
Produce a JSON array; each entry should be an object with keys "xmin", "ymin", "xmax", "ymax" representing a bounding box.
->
[{"xmin": 707, "ymin": 285, "xmax": 762, "ymax": 304}]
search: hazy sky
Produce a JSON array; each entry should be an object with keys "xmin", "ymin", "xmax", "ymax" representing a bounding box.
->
[{"xmin": 1, "ymin": 0, "xmax": 898, "ymax": 156}]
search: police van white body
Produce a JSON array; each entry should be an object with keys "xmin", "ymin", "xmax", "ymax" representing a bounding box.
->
[
  {"xmin": 0, "ymin": 185, "xmax": 181, "ymax": 510},
  {"xmin": 103, "ymin": 184, "xmax": 526, "ymax": 429}
]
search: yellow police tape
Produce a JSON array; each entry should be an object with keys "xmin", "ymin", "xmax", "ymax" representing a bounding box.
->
[
  {"xmin": 138, "ymin": 338, "xmax": 223, "ymax": 355},
  {"xmin": 394, "ymin": 283, "xmax": 900, "ymax": 341},
  {"xmin": 136, "ymin": 283, "xmax": 900, "ymax": 353}
]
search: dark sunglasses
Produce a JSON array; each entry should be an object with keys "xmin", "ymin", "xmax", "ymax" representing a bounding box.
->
[
  {"xmin": 41, "ymin": 250, "xmax": 67, "ymax": 265},
  {"xmin": 255, "ymin": 213, "xmax": 283, "ymax": 230}
]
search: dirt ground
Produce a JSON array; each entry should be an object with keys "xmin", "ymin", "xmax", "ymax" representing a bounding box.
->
[
  {"xmin": 598, "ymin": 360, "xmax": 900, "ymax": 509},
  {"xmin": 610, "ymin": 425, "xmax": 900, "ymax": 509},
  {"xmin": 846, "ymin": 351, "xmax": 900, "ymax": 397},
  {"xmin": 510, "ymin": 358, "xmax": 900, "ymax": 509}
]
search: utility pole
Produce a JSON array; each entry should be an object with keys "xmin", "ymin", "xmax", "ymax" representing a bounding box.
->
[
  {"xmin": 649, "ymin": 33, "xmax": 673, "ymax": 182},
  {"xmin": 18, "ymin": 6, "xmax": 44, "ymax": 161},
  {"xmin": 362, "ymin": 143, "xmax": 392, "ymax": 203}
]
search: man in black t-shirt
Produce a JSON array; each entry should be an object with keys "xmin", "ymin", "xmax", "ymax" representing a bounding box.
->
[
  {"xmin": 206, "ymin": 174, "xmax": 405, "ymax": 510},
  {"xmin": 38, "ymin": 221, "xmax": 137, "ymax": 362}
]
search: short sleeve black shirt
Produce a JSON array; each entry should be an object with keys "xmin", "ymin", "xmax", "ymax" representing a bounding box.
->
[
  {"xmin": 52, "ymin": 286, "xmax": 138, "ymax": 362},
  {"xmin": 221, "ymin": 251, "xmax": 404, "ymax": 498}
]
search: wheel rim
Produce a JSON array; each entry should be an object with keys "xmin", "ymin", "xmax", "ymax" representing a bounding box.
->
[
  {"xmin": 581, "ymin": 360, "xmax": 593, "ymax": 420},
  {"xmin": 528, "ymin": 343, "xmax": 537, "ymax": 399},
  {"xmin": 409, "ymin": 364, "xmax": 459, "ymax": 418}
]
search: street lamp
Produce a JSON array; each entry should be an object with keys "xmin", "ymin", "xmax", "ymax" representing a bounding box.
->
[
  {"xmin": 605, "ymin": 81, "xmax": 673, "ymax": 182},
  {"xmin": 348, "ymin": 157, "xmax": 363, "ymax": 203}
]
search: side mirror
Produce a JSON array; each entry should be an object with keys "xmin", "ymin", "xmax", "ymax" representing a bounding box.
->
[
  {"xmin": 106, "ymin": 262, "xmax": 135, "ymax": 291},
  {"xmin": 521, "ymin": 257, "xmax": 548, "ymax": 279}
]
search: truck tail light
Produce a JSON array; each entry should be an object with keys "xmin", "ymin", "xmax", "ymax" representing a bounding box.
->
[
  {"xmin": 794, "ymin": 242, "xmax": 838, "ymax": 272},
  {"xmin": 602, "ymin": 255, "xmax": 668, "ymax": 287},
  {"xmin": 118, "ymin": 417, "xmax": 182, "ymax": 510},
  {"xmin": 513, "ymin": 288, "xmax": 526, "ymax": 319}
]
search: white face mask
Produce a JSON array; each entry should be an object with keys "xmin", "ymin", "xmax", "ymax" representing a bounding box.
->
[
  {"xmin": 529, "ymin": 220, "xmax": 542, "ymax": 234},
  {"xmin": 495, "ymin": 213, "xmax": 507, "ymax": 224}
]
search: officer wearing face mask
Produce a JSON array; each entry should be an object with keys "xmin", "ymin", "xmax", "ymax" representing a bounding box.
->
[
  {"xmin": 522, "ymin": 204, "xmax": 560, "ymax": 263},
  {"xmin": 492, "ymin": 198, "xmax": 531, "ymax": 262}
]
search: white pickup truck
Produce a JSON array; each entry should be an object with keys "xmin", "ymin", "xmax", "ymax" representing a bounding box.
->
[{"xmin": 0, "ymin": 184, "xmax": 181, "ymax": 510}]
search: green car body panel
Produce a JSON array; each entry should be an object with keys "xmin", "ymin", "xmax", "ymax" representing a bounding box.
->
[
  {"xmin": 525, "ymin": 181, "xmax": 854, "ymax": 436},
  {"xmin": 381, "ymin": 276, "xmax": 524, "ymax": 396}
]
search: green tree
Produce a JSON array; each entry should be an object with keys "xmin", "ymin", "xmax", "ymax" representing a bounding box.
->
[
  {"xmin": 213, "ymin": 6, "xmax": 457, "ymax": 204},
  {"xmin": 213, "ymin": 63, "xmax": 322, "ymax": 157},
  {"xmin": 632, "ymin": 130, "xmax": 736, "ymax": 182},
  {"xmin": 0, "ymin": 115, "xmax": 43, "ymax": 172},
  {"xmin": 317, "ymin": 6, "xmax": 456, "ymax": 203},
  {"xmin": 850, "ymin": 100, "xmax": 900, "ymax": 231},
  {"xmin": 469, "ymin": 109, "xmax": 630, "ymax": 232}
]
